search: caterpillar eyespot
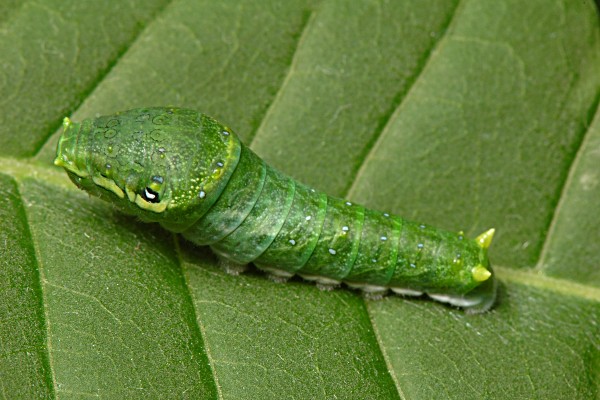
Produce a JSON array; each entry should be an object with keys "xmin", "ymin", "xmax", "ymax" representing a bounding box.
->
[
  {"xmin": 55, "ymin": 107, "xmax": 497, "ymax": 313},
  {"xmin": 142, "ymin": 187, "xmax": 160, "ymax": 203}
]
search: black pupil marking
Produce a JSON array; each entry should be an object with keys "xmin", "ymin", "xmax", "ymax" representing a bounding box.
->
[{"xmin": 142, "ymin": 187, "xmax": 160, "ymax": 203}]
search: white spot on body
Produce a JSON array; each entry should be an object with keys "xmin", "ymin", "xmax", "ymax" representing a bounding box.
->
[
  {"xmin": 342, "ymin": 226, "xmax": 349, "ymax": 232},
  {"xmin": 216, "ymin": 162, "xmax": 224, "ymax": 167},
  {"xmin": 345, "ymin": 201, "xmax": 352, "ymax": 206},
  {"xmin": 417, "ymin": 243, "xmax": 424, "ymax": 249},
  {"xmin": 199, "ymin": 190, "xmax": 206, "ymax": 199},
  {"xmin": 380, "ymin": 236, "xmax": 387, "ymax": 241},
  {"xmin": 328, "ymin": 248, "xmax": 336, "ymax": 255},
  {"xmin": 383, "ymin": 213, "xmax": 389, "ymax": 217},
  {"xmin": 289, "ymin": 239, "xmax": 296, "ymax": 245}
]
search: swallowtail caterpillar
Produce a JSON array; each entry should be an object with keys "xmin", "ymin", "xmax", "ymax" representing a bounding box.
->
[{"xmin": 54, "ymin": 107, "xmax": 497, "ymax": 313}]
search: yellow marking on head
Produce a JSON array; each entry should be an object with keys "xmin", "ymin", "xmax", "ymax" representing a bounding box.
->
[
  {"xmin": 53, "ymin": 156, "xmax": 88, "ymax": 177},
  {"xmin": 92, "ymin": 176, "xmax": 125, "ymax": 199},
  {"xmin": 149, "ymin": 181, "xmax": 162, "ymax": 192},
  {"xmin": 62, "ymin": 117, "xmax": 72, "ymax": 129},
  {"xmin": 53, "ymin": 156, "xmax": 66, "ymax": 167},
  {"xmin": 476, "ymin": 228, "xmax": 495, "ymax": 249},
  {"xmin": 125, "ymin": 187, "xmax": 136, "ymax": 202},
  {"xmin": 134, "ymin": 195, "xmax": 167, "ymax": 213},
  {"xmin": 472, "ymin": 265, "xmax": 492, "ymax": 282}
]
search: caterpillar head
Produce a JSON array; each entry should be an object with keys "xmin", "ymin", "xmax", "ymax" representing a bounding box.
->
[{"xmin": 54, "ymin": 107, "xmax": 240, "ymax": 232}]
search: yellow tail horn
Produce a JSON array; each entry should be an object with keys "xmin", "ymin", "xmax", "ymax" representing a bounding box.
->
[
  {"xmin": 472, "ymin": 265, "xmax": 492, "ymax": 282},
  {"xmin": 475, "ymin": 228, "xmax": 495, "ymax": 249}
]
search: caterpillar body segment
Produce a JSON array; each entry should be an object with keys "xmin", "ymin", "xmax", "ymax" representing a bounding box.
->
[{"xmin": 55, "ymin": 107, "xmax": 497, "ymax": 313}]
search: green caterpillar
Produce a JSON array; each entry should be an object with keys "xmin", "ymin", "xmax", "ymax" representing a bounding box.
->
[{"xmin": 54, "ymin": 107, "xmax": 497, "ymax": 313}]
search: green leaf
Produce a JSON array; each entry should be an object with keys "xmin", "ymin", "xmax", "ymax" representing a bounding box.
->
[{"xmin": 1, "ymin": 0, "xmax": 599, "ymax": 398}]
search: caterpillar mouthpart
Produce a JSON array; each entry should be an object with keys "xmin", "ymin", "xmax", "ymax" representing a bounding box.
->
[{"xmin": 53, "ymin": 117, "xmax": 88, "ymax": 177}]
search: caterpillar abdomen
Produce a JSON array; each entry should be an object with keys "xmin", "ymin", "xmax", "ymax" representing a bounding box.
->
[
  {"xmin": 210, "ymin": 165, "xmax": 295, "ymax": 264},
  {"xmin": 184, "ymin": 145, "xmax": 266, "ymax": 245},
  {"xmin": 54, "ymin": 107, "xmax": 497, "ymax": 313},
  {"xmin": 255, "ymin": 181, "xmax": 328, "ymax": 273}
]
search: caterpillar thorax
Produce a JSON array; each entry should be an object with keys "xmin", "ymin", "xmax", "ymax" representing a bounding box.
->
[
  {"xmin": 55, "ymin": 107, "xmax": 497, "ymax": 313},
  {"xmin": 55, "ymin": 107, "xmax": 240, "ymax": 231}
]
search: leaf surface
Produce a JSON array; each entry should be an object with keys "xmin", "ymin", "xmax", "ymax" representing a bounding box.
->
[{"xmin": 1, "ymin": 0, "xmax": 599, "ymax": 398}]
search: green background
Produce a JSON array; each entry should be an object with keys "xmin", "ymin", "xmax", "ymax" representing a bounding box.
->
[{"xmin": 1, "ymin": 0, "xmax": 599, "ymax": 398}]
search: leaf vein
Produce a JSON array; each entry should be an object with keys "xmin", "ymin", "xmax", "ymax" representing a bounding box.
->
[
  {"xmin": 535, "ymin": 90, "xmax": 600, "ymax": 270},
  {"xmin": 175, "ymin": 237, "xmax": 223, "ymax": 400},
  {"xmin": 345, "ymin": 0, "xmax": 465, "ymax": 198},
  {"xmin": 350, "ymin": 1, "xmax": 466, "ymax": 397},
  {"xmin": 14, "ymin": 180, "xmax": 58, "ymax": 398},
  {"xmin": 32, "ymin": 0, "xmax": 179, "ymax": 157},
  {"xmin": 248, "ymin": 9, "xmax": 317, "ymax": 147}
]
